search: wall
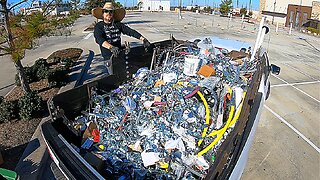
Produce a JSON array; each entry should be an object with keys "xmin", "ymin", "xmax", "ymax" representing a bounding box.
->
[
  {"xmin": 264, "ymin": 0, "xmax": 313, "ymax": 13},
  {"xmin": 311, "ymin": 1, "xmax": 320, "ymax": 20},
  {"xmin": 286, "ymin": 4, "xmax": 312, "ymax": 28},
  {"xmin": 260, "ymin": 0, "xmax": 267, "ymax": 13},
  {"xmin": 260, "ymin": 0, "xmax": 314, "ymax": 26}
]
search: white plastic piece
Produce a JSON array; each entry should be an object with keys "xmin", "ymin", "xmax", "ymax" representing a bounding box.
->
[
  {"xmin": 234, "ymin": 87, "xmax": 244, "ymax": 108},
  {"xmin": 215, "ymin": 114, "xmax": 224, "ymax": 129},
  {"xmin": 195, "ymin": 156, "xmax": 210, "ymax": 170},
  {"xmin": 165, "ymin": 138, "xmax": 185, "ymax": 152},
  {"xmin": 141, "ymin": 151, "xmax": 160, "ymax": 167},
  {"xmin": 173, "ymin": 127, "xmax": 196, "ymax": 149},
  {"xmin": 163, "ymin": 72, "xmax": 178, "ymax": 83},
  {"xmin": 183, "ymin": 55, "xmax": 200, "ymax": 76},
  {"xmin": 143, "ymin": 101, "xmax": 154, "ymax": 109}
]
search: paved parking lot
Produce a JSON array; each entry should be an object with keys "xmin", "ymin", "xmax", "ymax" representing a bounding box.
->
[{"xmin": 120, "ymin": 11, "xmax": 319, "ymax": 180}]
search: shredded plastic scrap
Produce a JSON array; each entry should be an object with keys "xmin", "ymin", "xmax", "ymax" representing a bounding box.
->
[{"xmin": 73, "ymin": 38, "xmax": 257, "ymax": 179}]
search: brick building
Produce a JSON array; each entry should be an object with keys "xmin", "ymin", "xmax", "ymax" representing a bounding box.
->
[
  {"xmin": 259, "ymin": 0, "xmax": 317, "ymax": 28},
  {"xmin": 286, "ymin": 4, "xmax": 312, "ymax": 28}
]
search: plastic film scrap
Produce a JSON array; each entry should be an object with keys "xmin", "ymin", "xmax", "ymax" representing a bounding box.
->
[{"xmin": 72, "ymin": 37, "xmax": 257, "ymax": 179}]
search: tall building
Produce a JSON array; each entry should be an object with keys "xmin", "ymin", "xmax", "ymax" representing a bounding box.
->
[{"xmin": 138, "ymin": 0, "xmax": 170, "ymax": 11}]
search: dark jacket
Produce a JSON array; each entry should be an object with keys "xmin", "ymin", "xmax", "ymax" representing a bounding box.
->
[{"xmin": 94, "ymin": 21, "xmax": 142, "ymax": 59}]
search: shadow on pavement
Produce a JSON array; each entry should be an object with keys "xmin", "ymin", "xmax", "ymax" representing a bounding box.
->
[
  {"xmin": 0, "ymin": 142, "xmax": 34, "ymax": 171},
  {"xmin": 125, "ymin": 20, "xmax": 157, "ymax": 25},
  {"xmin": 0, "ymin": 83, "xmax": 15, "ymax": 91}
]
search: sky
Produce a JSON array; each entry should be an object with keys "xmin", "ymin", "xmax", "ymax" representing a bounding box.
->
[
  {"xmin": 7, "ymin": 0, "xmax": 260, "ymax": 11},
  {"xmin": 119, "ymin": 0, "xmax": 260, "ymax": 10}
]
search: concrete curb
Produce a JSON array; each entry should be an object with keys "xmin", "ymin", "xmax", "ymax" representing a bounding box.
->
[{"xmin": 14, "ymin": 117, "xmax": 50, "ymax": 180}]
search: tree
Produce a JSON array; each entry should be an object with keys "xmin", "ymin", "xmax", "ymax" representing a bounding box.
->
[
  {"xmin": 240, "ymin": 7, "xmax": 247, "ymax": 16},
  {"xmin": 70, "ymin": 0, "xmax": 80, "ymax": 10},
  {"xmin": 219, "ymin": 0, "xmax": 232, "ymax": 15},
  {"xmin": 84, "ymin": 0, "xmax": 123, "ymax": 11},
  {"xmin": 137, "ymin": 1, "xmax": 143, "ymax": 11},
  {"xmin": 84, "ymin": 0, "xmax": 104, "ymax": 11},
  {"xmin": 0, "ymin": 0, "xmax": 53, "ymax": 93},
  {"xmin": 0, "ymin": 0, "xmax": 32, "ymax": 93}
]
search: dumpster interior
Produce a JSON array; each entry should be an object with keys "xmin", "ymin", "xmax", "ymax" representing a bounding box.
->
[{"xmin": 48, "ymin": 37, "xmax": 263, "ymax": 179}]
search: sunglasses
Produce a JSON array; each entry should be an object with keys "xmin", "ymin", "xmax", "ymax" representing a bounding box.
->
[{"xmin": 103, "ymin": 9, "xmax": 114, "ymax": 14}]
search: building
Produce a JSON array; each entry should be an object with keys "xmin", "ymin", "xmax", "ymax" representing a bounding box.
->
[
  {"xmin": 286, "ymin": 4, "xmax": 312, "ymax": 28},
  {"xmin": 311, "ymin": 1, "xmax": 320, "ymax": 19},
  {"xmin": 22, "ymin": 0, "xmax": 70, "ymax": 16},
  {"xmin": 47, "ymin": 6, "xmax": 71, "ymax": 16},
  {"xmin": 138, "ymin": 0, "xmax": 170, "ymax": 11},
  {"xmin": 0, "ymin": 14, "xmax": 4, "ymax": 24},
  {"xmin": 260, "ymin": 0, "xmax": 316, "ymax": 28},
  {"xmin": 24, "ymin": 1, "xmax": 43, "ymax": 15}
]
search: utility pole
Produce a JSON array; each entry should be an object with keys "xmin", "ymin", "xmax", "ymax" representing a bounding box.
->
[
  {"xmin": 179, "ymin": 0, "xmax": 182, "ymax": 19},
  {"xmin": 298, "ymin": 0, "xmax": 302, "ymax": 30},
  {"xmin": 272, "ymin": 0, "xmax": 276, "ymax": 25}
]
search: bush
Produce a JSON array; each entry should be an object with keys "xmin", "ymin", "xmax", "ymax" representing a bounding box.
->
[
  {"xmin": 306, "ymin": 27, "xmax": 320, "ymax": 34},
  {"xmin": 18, "ymin": 92, "xmax": 42, "ymax": 120},
  {"xmin": 36, "ymin": 64, "xmax": 49, "ymax": 80},
  {"xmin": 47, "ymin": 67, "xmax": 69, "ymax": 87},
  {"xmin": 15, "ymin": 66, "xmax": 37, "ymax": 86},
  {"xmin": 240, "ymin": 8, "xmax": 247, "ymax": 16},
  {"xmin": 61, "ymin": 57, "xmax": 75, "ymax": 70},
  {"xmin": 33, "ymin": 58, "xmax": 49, "ymax": 80},
  {"xmin": 0, "ymin": 97, "xmax": 17, "ymax": 123}
]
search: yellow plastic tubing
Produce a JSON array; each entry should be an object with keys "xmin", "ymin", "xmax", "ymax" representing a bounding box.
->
[
  {"xmin": 207, "ymin": 92, "xmax": 247, "ymax": 137},
  {"xmin": 198, "ymin": 105, "xmax": 235, "ymax": 157},
  {"xmin": 197, "ymin": 91, "xmax": 210, "ymax": 146},
  {"xmin": 197, "ymin": 86, "xmax": 232, "ymax": 147}
]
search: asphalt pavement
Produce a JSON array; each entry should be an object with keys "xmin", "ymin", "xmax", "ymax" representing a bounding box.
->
[{"xmin": 6, "ymin": 11, "xmax": 320, "ymax": 179}]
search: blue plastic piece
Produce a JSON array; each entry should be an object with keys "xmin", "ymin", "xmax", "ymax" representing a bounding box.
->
[{"xmin": 81, "ymin": 138, "xmax": 93, "ymax": 149}]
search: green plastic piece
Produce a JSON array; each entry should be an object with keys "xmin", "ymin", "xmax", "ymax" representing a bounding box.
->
[{"xmin": 0, "ymin": 168, "xmax": 18, "ymax": 180}]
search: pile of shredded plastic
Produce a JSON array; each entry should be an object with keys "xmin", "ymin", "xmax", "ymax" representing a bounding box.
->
[{"xmin": 72, "ymin": 38, "xmax": 256, "ymax": 179}]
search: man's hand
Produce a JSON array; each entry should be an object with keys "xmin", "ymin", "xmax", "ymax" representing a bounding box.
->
[
  {"xmin": 143, "ymin": 39, "xmax": 151, "ymax": 51},
  {"xmin": 110, "ymin": 46, "xmax": 119, "ymax": 57}
]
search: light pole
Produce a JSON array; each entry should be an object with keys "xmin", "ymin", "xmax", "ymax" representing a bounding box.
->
[
  {"xmin": 179, "ymin": 0, "xmax": 182, "ymax": 19},
  {"xmin": 298, "ymin": 0, "xmax": 302, "ymax": 30},
  {"xmin": 272, "ymin": 0, "xmax": 276, "ymax": 25}
]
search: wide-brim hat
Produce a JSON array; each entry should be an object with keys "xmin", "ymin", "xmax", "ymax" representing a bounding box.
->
[{"xmin": 92, "ymin": 2, "xmax": 126, "ymax": 22}]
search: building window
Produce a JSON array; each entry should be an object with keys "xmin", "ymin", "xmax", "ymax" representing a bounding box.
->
[
  {"xmin": 290, "ymin": 11, "xmax": 294, "ymax": 23},
  {"xmin": 302, "ymin": 12, "xmax": 308, "ymax": 25},
  {"xmin": 295, "ymin": 11, "xmax": 300, "ymax": 28}
]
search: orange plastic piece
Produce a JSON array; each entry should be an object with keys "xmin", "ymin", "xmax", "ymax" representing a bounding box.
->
[
  {"xmin": 197, "ymin": 65, "xmax": 216, "ymax": 77},
  {"xmin": 92, "ymin": 129, "xmax": 100, "ymax": 143},
  {"xmin": 154, "ymin": 80, "xmax": 165, "ymax": 87}
]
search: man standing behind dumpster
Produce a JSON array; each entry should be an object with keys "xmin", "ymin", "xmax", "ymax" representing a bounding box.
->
[{"xmin": 92, "ymin": 1, "xmax": 151, "ymax": 74}]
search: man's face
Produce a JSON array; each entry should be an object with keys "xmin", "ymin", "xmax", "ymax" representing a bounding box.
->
[{"xmin": 103, "ymin": 9, "xmax": 114, "ymax": 23}]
